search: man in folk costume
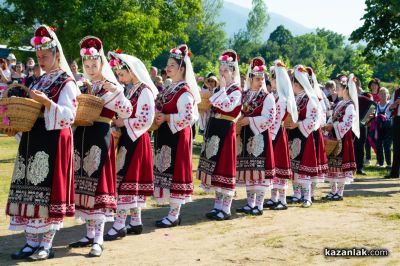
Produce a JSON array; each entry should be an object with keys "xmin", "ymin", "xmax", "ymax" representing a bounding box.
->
[
  {"xmin": 69, "ymin": 36, "xmax": 132, "ymax": 257},
  {"xmin": 5, "ymin": 25, "xmax": 79, "ymax": 260},
  {"xmin": 286, "ymin": 65, "xmax": 320, "ymax": 208},
  {"xmin": 197, "ymin": 49, "xmax": 242, "ymax": 220},
  {"xmin": 153, "ymin": 44, "xmax": 200, "ymax": 227},
  {"xmin": 102, "ymin": 52, "xmax": 157, "ymax": 240},
  {"xmin": 235, "ymin": 57, "xmax": 276, "ymax": 215},
  {"xmin": 264, "ymin": 60, "xmax": 298, "ymax": 210},
  {"xmin": 306, "ymin": 67, "xmax": 328, "ymax": 200},
  {"xmin": 324, "ymin": 74, "xmax": 359, "ymax": 200}
]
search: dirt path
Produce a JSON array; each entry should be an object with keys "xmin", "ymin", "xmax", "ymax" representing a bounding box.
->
[{"xmin": 0, "ymin": 176, "xmax": 399, "ymax": 266}]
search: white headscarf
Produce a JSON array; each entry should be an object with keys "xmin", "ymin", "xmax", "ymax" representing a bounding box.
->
[
  {"xmin": 243, "ymin": 57, "xmax": 267, "ymax": 93},
  {"xmin": 219, "ymin": 49, "xmax": 240, "ymax": 86},
  {"xmin": 274, "ymin": 60, "xmax": 298, "ymax": 122},
  {"xmin": 32, "ymin": 25, "xmax": 74, "ymax": 80},
  {"xmin": 108, "ymin": 52, "xmax": 158, "ymax": 98},
  {"xmin": 348, "ymin": 73, "xmax": 360, "ymax": 138},
  {"xmin": 183, "ymin": 49, "xmax": 201, "ymax": 104},
  {"xmin": 79, "ymin": 36, "xmax": 121, "ymax": 88},
  {"xmin": 293, "ymin": 65, "xmax": 320, "ymax": 120}
]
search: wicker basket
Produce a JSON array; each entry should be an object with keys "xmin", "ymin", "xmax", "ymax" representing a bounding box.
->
[
  {"xmin": 324, "ymin": 137, "xmax": 338, "ymax": 156},
  {"xmin": 283, "ymin": 113, "xmax": 293, "ymax": 128},
  {"xmin": 74, "ymin": 86, "xmax": 104, "ymax": 126},
  {"xmin": 0, "ymin": 84, "xmax": 42, "ymax": 132},
  {"xmin": 198, "ymin": 91, "xmax": 212, "ymax": 113}
]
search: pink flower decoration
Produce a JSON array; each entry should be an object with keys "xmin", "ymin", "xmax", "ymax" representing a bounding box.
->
[
  {"xmin": 0, "ymin": 105, "xmax": 7, "ymax": 114},
  {"xmin": 89, "ymin": 47, "xmax": 97, "ymax": 56},
  {"xmin": 80, "ymin": 48, "xmax": 87, "ymax": 57},
  {"xmin": 3, "ymin": 116, "xmax": 10, "ymax": 126},
  {"xmin": 30, "ymin": 37, "xmax": 42, "ymax": 46},
  {"xmin": 41, "ymin": 37, "xmax": 51, "ymax": 44}
]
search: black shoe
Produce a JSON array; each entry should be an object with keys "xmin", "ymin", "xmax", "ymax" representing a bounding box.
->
[
  {"xmin": 69, "ymin": 236, "xmax": 94, "ymax": 248},
  {"xmin": 250, "ymin": 207, "xmax": 263, "ymax": 216},
  {"xmin": 88, "ymin": 243, "xmax": 103, "ymax": 257},
  {"xmin": 205, "ymin": 208, "xmax": 219, "ymax": 219},
  {"xmin": 104, "ymin": 226, "xmax": 127, "ymax": 241},
  {"xmin": 127, "ymin": 224, "xmax": 143, "ymax": 235},
  {"xmin": 28, "ymin": 247, "xmax": 54, "ymax": 261},
  {"xmin": 331, "ymin": 194, "xmax": 343, "ymax": 201},
  {"xmin": 287, "ymin": 196, "xmax": 301, "ymax": 204},
  {"xmin": 272, "ymin": 201, "xmax": 288, "ymax": 210},
  {"xmin": 322, "ymin": 192, "xmax": 334, "ymax": 201},
  {"xmin": 356, "ymin": 170, "xmax": 367, "ymax": 176},
  {"xmin": 236, "ymin": 204, "xmax": 253, "ymax": 214},
  {"xmin": 263, "ymin": 199, "xmax": 277, "ymax": 209},
  {"xmin": 211, "ymin": 210, "xmax": 232, "ymax": 221},
  {"xmin": 155, "ymin": 217, "xmax": 181, "ymax": 228},
  {"xmin": 11, "ymin": 244, "xmax": 38, "ymax": 260}
]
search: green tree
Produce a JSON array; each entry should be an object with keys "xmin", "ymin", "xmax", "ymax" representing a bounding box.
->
[
  {"xmin": 269, "ymin": 25, "xmax": 293, "ymax": 46},
  {"xmin": 0, "ymin": 0, "xmax": 202, "ymax": 61},
  {"xmin": 350, "ymin": 0, "xmax": 400, "ymax": 57}
]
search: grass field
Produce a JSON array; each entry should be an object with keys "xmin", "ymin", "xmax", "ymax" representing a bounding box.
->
[{"xmin": 0, "ymin": 134, "xmax": 399, "ymax": 265}]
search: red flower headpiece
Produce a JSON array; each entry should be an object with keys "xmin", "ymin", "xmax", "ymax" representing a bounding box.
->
[
  {"xmin": 250, "ymin": 57, "xmax": 266, "ymax": 77},
  {"xmin": 79, "ymin": 36, "xmax": 102, "ymax": 59},
  {"xmin": 30, "ymin": 25, "xmax": 56, "ymax": 50}
]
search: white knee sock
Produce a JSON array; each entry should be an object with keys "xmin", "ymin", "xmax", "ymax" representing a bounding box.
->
[
  {"xmin": 246, "ymin": 190, "xmax": 256, "ymax": 208},
  {"xmin": 129, "ymin": 207, "xmax": 142, "ymax": 226},
  {"xmin": 278, "ymin": 189, "xmax": 287, "ymax": 205},
  {"xmin": 255, "ymin": 191, "xmax": 266, "ymax": 210}
]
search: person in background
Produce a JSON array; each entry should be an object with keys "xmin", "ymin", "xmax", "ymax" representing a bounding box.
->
[
  {"xmin": 7, "ymin": 53, "xmax": 17, "ymax": 70},
  {"xmin": 10, "ymin": 62, "xmax": 26, "ymax": 84},
  {"xmin": 386, "ymin": 85, "xmax": 400, "ymax": 179},
  {"xmin": 354, "ymin": 78, "xmax": 374, "ymax": 176},
  {"xmin": 375, "ymin": 87, "xmax": 392, "ymax": 169},
  {"xmin": 154, "ymin": 75, "xmax": 164, "ymax": 93},
  {"xmin": 365, "ymin": 78, "xmax": 381, "ymax": 165},
  {"xmin": 150, "ymin": 66, "xmax": 158, "ymax": 83},
  {"xmin": 326, "ymin": 80, "xmax": 339, "ymax": 106},
  {"xmin": 24, "ymin": 57, "xmax": 35, "ymax": 75},
  {"xmin": 0, "ymin": 58, "xmax": 11, "ymax": 97},
  {"xmin": 69, "ymin": 60, "xmax": 84, "ymax": 81},
  {"xmin": 161, "ymin": 69, "xmax": 168, "ymax": 82},
  {"xmin": 24, "ymin": 64, "xmax": 42, "ymax": 88}
]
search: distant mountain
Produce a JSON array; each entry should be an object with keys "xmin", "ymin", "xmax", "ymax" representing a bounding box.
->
[{"xmin": 219, "ymin": 1, "xmax": 313, "ymax": 39}]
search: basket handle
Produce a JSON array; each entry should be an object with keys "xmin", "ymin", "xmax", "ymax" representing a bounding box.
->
[{"xmin": 4, "ymin": 83, "xmax": 30, "ymax": 98}]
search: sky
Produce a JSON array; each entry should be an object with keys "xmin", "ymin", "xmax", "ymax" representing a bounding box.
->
[{"xmin": 224, "ymin": 0, "xmax": 366, "ymax": 36}]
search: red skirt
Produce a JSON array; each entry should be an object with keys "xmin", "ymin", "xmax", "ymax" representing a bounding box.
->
[
  {"xmin": 272, "ymin": 126, "xmax": 292, "ymax": 179},
  {"xmin": 314, "ymin": 129, "xmax": 328, "ymax": 180},
  {"xmin": 327, "ymin": 130, "xmax": 356, "ymax": 183},
  {"xmin": 116, "ymin": 130, "xmax": 154, "ymax": 197}
]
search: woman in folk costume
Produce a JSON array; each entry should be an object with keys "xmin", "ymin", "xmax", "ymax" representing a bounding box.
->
[
  {"xmin": 6, "ymin": 25, "xmax": 78, "ymax": 260},
  {"xmin": 306, "ymin": 67, "xmax": 328, "ymax": 200},
  {"xmin": 235, "ymin": 57, "xmax": 276, "ymax": 215},
  {"xmin": 264, "ymin": 60, "xmax": 298, "ymax": 210},
  {"xmin": 103, "ymin": 52, "xmax": 157, "ymax": 240},
  {"xmin": 197, "ymin": 49, "xmax": 242, "ymax": 221},
  {"xmin": 69, "ymin": 36, "xmax": 132, "ymax": 257},
  {"xmin": 153, "ymin": 44, "xmax": 200, "ymax": 228},
  {"xmin": 285, "ymin": 65, "xmax": 320, "ymax": 208},
  {"xmin": 324, "ymin": 74, "xmax": 358, "ymax": 200}
]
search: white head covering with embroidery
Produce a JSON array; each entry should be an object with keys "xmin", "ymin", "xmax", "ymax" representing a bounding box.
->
[
  {"xmin": 274, "ymin": 60, "xmax": 298, "ymax": 122},
  {"xmin": 293, "ymin": 65, "xmax": 320, "ymax": 120},
  {"xmin": 219, "ymin": 49, "xmax": 240, "ymax": 86},
  {"xmin": 169, "ymin": 44, "xmax": 201, "ymax": 104},
  {"xmin": 108, "ymin": 51, "xmax": 158, "ymax": 99},
  {"xmin": 79, "ymin": 36, "xmax": 121, "ymax": 89},
  {"xmin": 31, "ymin": 25, "xmax": 74, "ymax": 80},
  {"xmin": 348, "ymin": 73, "xmax": 360, "ymax": 138}
]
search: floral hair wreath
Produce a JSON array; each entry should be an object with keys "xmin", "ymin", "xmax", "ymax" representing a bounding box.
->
[
  {"xmin": 219, "ymin": 49, "xmax": 239, "ymax": 67},
  {"xmin": 250, "ymin": 57, "xmax": 266, "ymax": 77},
  {"xmin": 169, "ymin": 45, "xmax": 192, "ymax": 60},
  {"xmin": 297, "ymin": 65, "xmax": 307, "ymax": 73},
  {"xmin": 108, "ymin": 50, "xmax": 129, "ymax": 71},
  {"xmin": 30, "ymin": 26, "xmax": 57, "ymax": 51}
]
